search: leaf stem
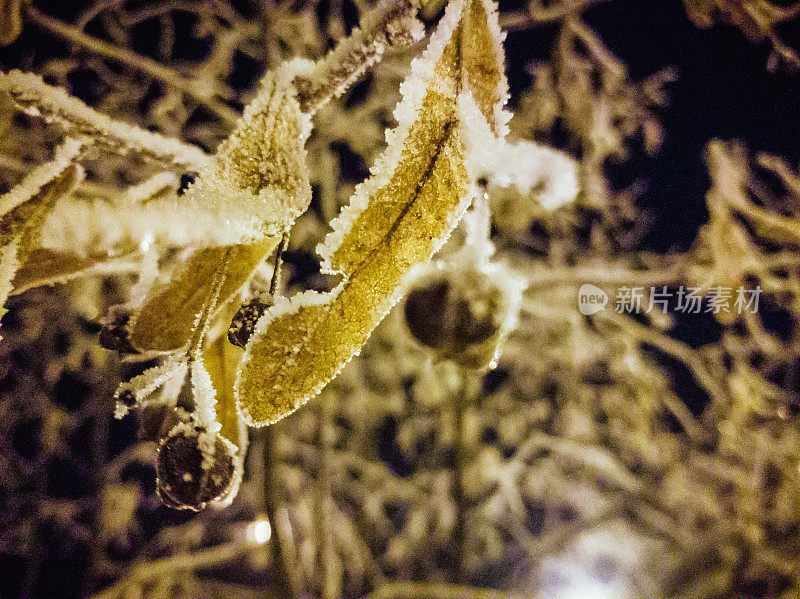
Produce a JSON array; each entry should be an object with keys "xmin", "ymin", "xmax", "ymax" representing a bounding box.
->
[
  {"xmin": 293, "ymin": 0, "xmax": 422, "ymax": 115},
  {"xmin": 269, "ymin": 230, "xmax": 291, "ymax": 296}
]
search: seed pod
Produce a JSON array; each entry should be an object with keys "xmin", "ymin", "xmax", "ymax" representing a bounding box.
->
[
  {"xmin": 228, "ymin": 293, "xmax": 274, "ymax": 348},
  {"xmin": 403, "ymin": 259, "xmax": 524, "ymax": 369},
  {"xmin": 156, "ymin": 424, "xmax": 236, "ymax": 511}
]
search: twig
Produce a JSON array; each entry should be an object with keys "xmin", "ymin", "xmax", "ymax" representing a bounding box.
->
[
  {"xmin": 522, "ymin": 262, "xmax": 685, "ymax": 291},
  {"xmin": 0, "ymin": 137, "xmax": 88, "ymax": 216},
  {"xmin": 262, "ymin": 425, "xmax": 298, "ymax": 599},
  {"xmin": 598, "ymin": 311, "xmax": 726, "ymax": 441},
  {"xmin": 91, "ymin": 538, "xmax": 263, "ymax": 599},
  {"xmin": 293, "ymin": 0, "xmax": 422, "ymax": 114},
  {"xmin": 451, "ymin": 368, "xmax": 478, "ymax": 582},
  {"xmin": 315, "ymin": 391, "xmax": 338, "ymax": 599},
  {"xmin": 498, "ymin": 0, "xmax": 608, "ymax": 31},
  {"xmin": 269, "ymin": 230, "xmax": 291, "ymax": 296},
  {"xmin": 0, "ymin": 71, "xmax": 211, "ymax": 171},
  {"xmin": 365, "ymin": 582, "xmax": 530, "ymax": 599},
  {"xmin": 25, "ymin": 5, "xmax": 240, "ymax": 125}
]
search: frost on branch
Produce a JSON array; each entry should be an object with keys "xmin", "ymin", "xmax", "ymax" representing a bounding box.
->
[
  {"xmin": 0, "ymin": 152, "xmax": 83, "ymax": 338},
  {"xmin": 459, "ymin": 93, "xmax": 579, "ymax": 212},
  {"xmin": 0, "ymin": 71, "xmax": 210, "ymax": 171},
  {"xmin": 235, "ymin": 0, "xmax": 509, "ymax": 427},
  {"xmin": 291, "ymin": 0, "xmax": 424, "ymax": 115}
]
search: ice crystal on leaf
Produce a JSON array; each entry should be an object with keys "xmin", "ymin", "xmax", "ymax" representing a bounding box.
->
[{"xmin": 235, "ymin": 0, "xmax": 509, "ymax": 427}]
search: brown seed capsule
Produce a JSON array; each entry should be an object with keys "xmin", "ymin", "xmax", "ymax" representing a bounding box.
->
[
  {"xmin": 228, "ymin": 293, "xmax": 274, "ymax": 348},
  {"xmin": 156, "ymin": 426, "xmax": 236, "ymax": 511},
  {"xmin": 138, "ymin": 403, "xmax": 181, "ymax": 443},
  {"xmin": 403, "ymin": 261, "xmax": 522, "ymax": 369}
]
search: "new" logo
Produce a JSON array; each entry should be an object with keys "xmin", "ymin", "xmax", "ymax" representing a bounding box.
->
[{"xmin": 577, "ymin": 284, "xmax": 608, "ymax": 315}]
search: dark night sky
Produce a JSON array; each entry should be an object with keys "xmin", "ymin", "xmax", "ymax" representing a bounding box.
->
[{"xmin": 502, "ymin": 1, "xmax": 800, "ymax": 252}]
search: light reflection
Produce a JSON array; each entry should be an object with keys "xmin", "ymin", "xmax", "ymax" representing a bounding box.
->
[{"xmin": 246, "ymin": 518, "xmax": 272, "ymax": 545}]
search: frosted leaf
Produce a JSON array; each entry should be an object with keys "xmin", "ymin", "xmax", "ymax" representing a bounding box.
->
[
  {"xmin": 0, "ymin": 162, "xmax": 83, "ymax": 339},
  {"xmin": 203, "ymin": 331, "xmax": 248, "ymax": 507},
  {"xmin": 234, "ymin": 0, "xmax": 509, "ymax": 426},
  {"xmin": 10, "ymin": 248, "xmax": 138, "ymax": 295},
  {"xmin": 114, "ymin": 356, "xmax": 188, "ymax": 419},
  {"xmin": 122, "ymin": 67, "xmax": 314, "ymax": 356},
  {"xmin": 183, "ymin": 67, "xmax": 313, "ymax": 245},
  {"xmin": 0, "ymin": 238, "xmax": 20, "ymax": 334},
  {"xmin": 456, "ymin": 0, "xmax": 510, "ymax": 136},
  {"xmin": 0, "ymin": 71, "xmax": 210, "ymax": 171},
  {"xmin": 129, "ymin": 240, "xmax": 278, "ymax": 353},
  {"xmin": 318, "ymin": 0, "xmax": 508, "ymax": 270}
]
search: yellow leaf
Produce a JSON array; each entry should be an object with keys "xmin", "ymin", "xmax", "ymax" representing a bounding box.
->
[
  {"xmin": 128, "ymin": 65, "xmax": 314, "ymax": 354},
  {"xmin": 129, "ymin": 238, "xmax": 278, "ymax": 353},
  {"xmin": 203, "ymin": 326, "xmax": 248, "ymax": 507},
  {"xmin": 235, "ymin": 0, "xmax": 485, "ymax": 425},
  {"xmin": 204, "ymin": 325, "xmax": 246, "ymax": 448},
  {"xmin": 457, "ymin": 0, "xmax": 507, "ymax": 134}
]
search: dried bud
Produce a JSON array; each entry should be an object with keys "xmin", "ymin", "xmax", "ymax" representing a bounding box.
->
[
  {"xmin": 156, "ymin": 425, "xmax": 236, "ymax": 511},
  {"xmin": 403, "ymin": 259, "xmax": 524, "ymax": 369},
  {"xmin": 117, "ymin": 389, "xmax": 136, "ymax": 408},
  {"xmin": 99, "ymin": 309, "xmax": 139, "ymax": 355},
  {"xmin": 228, "ymin": 293, "xmax": 274, "ymax": 348}
]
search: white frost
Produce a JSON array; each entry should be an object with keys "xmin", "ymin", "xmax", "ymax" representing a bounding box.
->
[
  {"xmin": 0, "ymin": 137, "xmax": 87, "ymax": 217},
  {"xmin": 459, "ymin": 93, "xmax": 579, "ymax": 210},
  {"xmin": 39, "ymin": 191, "xmax": 258, "ymax": 257},
  {"xmin": 0, "ymin": 71, "xmax": 211, "ymax": 171},
  {"xmin": 113, "ymin": 356, "xmax": 188, "ymax": 418}
]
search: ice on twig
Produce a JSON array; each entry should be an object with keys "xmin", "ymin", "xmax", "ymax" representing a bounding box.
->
[
  {"xmin": 0, "ymin": 137, "xmax": 87, "ymax": 216},
  {"xmin": 0, "ymin": 71, "xmax": 211, "ymax": 171}
]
